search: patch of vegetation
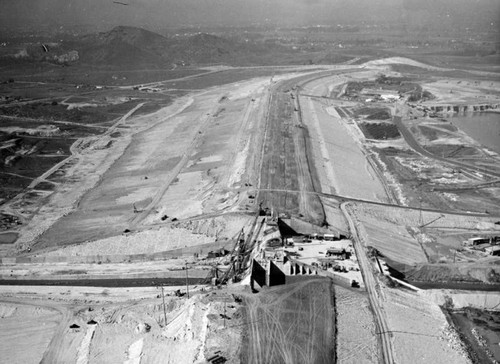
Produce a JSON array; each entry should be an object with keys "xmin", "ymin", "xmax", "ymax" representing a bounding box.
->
[
  {"xmin": 355, "ymin": 107, "xmax": 392, "ymax": 120},
  {"xmin": 359, "ymin": 122, "xmax": 400, "ymax": 140},
  {"xmin": 366, "ymin": 109, "xmax": 392, "ymax": 120},
  {"xmin": 367, "ymin": 246, "xmax": 382, "ymax": 258},
  {"xmin": 130, "ymin": 101, "xmax": 171, "ymax": 117},
  {"xmin": 408, "ymin": 89, "xmax": 435, "ymax": 102},
  {"xmin": 0, "ymin": 99, "xmax": 142, "ymax": 124}
]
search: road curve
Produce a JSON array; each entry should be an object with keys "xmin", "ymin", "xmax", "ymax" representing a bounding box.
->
[
  {"xmin": 340, "ymin": 202, "xmax": 395, "ymax": 364},
  {"xmin": 393, "ymin": 114, "xmax": 500, "ymax": 179}
]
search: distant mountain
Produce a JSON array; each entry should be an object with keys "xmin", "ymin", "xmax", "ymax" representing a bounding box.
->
[
  {"xmin": 2, "ymin": 25, "xmax": 319, "ymax": 69},
  {"xmin": 76, "ymin": 26, "xmax": 172, "ymax": 67},
  {"xmin": 94, "ymin": 26, "xmax": 170, "ymax": 50},
  {"xmin": 73, "ymin": 26, "xmax": 273, "ymax": 68}
]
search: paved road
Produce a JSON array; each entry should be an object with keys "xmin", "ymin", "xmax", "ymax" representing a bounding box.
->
[{"xmin": 341, "ymin": 202, "xmax": 395, "ymax": 364}]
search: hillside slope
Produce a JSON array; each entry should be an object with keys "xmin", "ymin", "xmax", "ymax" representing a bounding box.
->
[{"xmin": 75, "ymin": 26, "xmax": 282, "ymax": 68}]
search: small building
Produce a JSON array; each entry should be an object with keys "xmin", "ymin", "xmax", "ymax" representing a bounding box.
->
[
  {"xmin": 323, "ymin": 234, "xmax": 336, "ymax": 241},
  {"xmin": 465, "ymin": 237, "xmax": 491, "ymax": 246},
  {"xmin": 485, "ymin": 246, "xmax": 500, "ymax": 256},
  {"xmin": 326, "ymin": 248, "xmax": 348, "ymax": 260}
]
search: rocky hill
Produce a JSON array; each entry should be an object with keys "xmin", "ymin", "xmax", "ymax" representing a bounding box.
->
[
  {"xmin": 75, "ymin": 26, "xmax": 275, "ymax": 68},
  {"xmin": 1, "ymin": 25, "xmax": 310, "ymax": 69}
]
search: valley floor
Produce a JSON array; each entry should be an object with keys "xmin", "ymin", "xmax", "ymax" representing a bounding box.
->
[{"xmin": 1, "ymin": 58, "xmax": 500, "ymax": 363}]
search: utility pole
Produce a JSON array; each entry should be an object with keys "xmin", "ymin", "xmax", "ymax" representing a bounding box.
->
[
  {"xmin": 418, "ymin": 197, "xmax": 424, "ymax": 227},
  {"xmin": 185, "ymin": 262, "xmax": 190, "ymax": 299},
  {"xmin": 161, "ymin": 285, "xmax": 167, "ymax": 327},
  {"xmin": 224, "ymin": 300, "xmax": 227, "ymax": 328}
]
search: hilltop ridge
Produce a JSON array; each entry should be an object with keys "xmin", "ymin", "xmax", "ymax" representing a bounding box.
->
[{"xmin": 76, "ymin": 26, "xmax": 273, "ymax": 68}]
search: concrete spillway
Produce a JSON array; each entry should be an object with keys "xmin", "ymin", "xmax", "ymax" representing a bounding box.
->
[{"xmin": 427, "ymin": 103, "xmax": 500, "ymax": 114}]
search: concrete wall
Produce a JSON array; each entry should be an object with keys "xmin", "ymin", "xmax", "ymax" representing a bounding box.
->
[
  {"xmin": 428, "ymin": 103, "xmax": 500, "ymax": 114},
  {"xmin": 267, "ymin": 260, "xmax": 286, "ymax": 286},
  {"xmin": 251, "ymin": 259, "xmax": 267, "ymax": 289},
  {"xmin": 284, "ymin": 259, "xmax": 355, "ymax": 288}
]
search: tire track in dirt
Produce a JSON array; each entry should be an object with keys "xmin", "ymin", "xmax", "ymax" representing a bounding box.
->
[{"xmin": 243, "ymin": 278, "xmax": 335, "ymax": 364}]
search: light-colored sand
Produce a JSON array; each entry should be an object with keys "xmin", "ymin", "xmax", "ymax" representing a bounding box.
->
[
  {"xmin": 353, "ymin": 202, "xmax": 499, "ymax": 265},
  {"xmin": 0, "ymin": 284, "xmax": 243, "ymax": 364},
  {"xmin": 382, "ymin": 289, "xmax": 470, "ymax": 364},
  {"xmin": 124, "ymin": 338, "xmax": 143, "ymax": 364},
  {"xmin": 0, "ymin": 303, "xmax": 61, "ymax": 364},
  {"xmin": 335, "ymin": 286, "xmax": 379, "ymax": 364},
  {"xmin": 361, "ymin": 57, "xmax": 450, "ymax": 73},
  {"xmin": 301, "ymin": 73, "xmax": 389, "ymax": 202},
  {"xmin": 39, "ymin": 226, "xmax": 214, "ymax": 257},
  {"xmin": 76, "ymin": 324, "xmax": 96, "ymax": 364}
]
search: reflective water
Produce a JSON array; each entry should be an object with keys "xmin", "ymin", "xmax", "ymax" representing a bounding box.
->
[{"xmin": 448, "ymin": 112, "xmax": 500, "ymax": 153}]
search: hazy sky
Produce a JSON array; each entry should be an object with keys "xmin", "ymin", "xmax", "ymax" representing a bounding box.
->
[{"xmin": 1, "ymin": 0, "xmax": 498, "ymax": 31}]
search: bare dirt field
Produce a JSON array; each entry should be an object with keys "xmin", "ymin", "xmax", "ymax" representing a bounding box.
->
[
  {"xmin": 0, "ymin": 285, "xmax": 245, "ymax": 364},
  {"xmin": 13, "ymin": 75, "xmax": 274, "ymax": 250},
  {"xmin": 0, "ymin": 66, "xmax": 326, "ymax": 252},
  {"xmin": 335, "ymin": 286, "xmax": 379, "ymax": 364},
  {"xmin": 299, "ymin": 72, "xmax": 390, "ymax": 203},
  {"xmin": 382, "ymin": 288, "xmax": 471, "ymax": 364},
  {"xmin": 1, "ymin": 56, "xmax": 500, "ymax": 364},
  {"xmin": 352, "ymin": 202, "xmax": 500, "ymax": 282},
  {"xmin": 0, "ymin": 302, "xmax": 62, "ymax": 364},
  {"xmin": 241, "ymin": 277, "xmax": 335, "ymax": 364}
]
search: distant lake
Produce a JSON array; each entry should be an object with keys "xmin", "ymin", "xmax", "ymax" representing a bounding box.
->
[{"xmin": 448, "ymin": 112, "xmax": 500, "ymax": 153}]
